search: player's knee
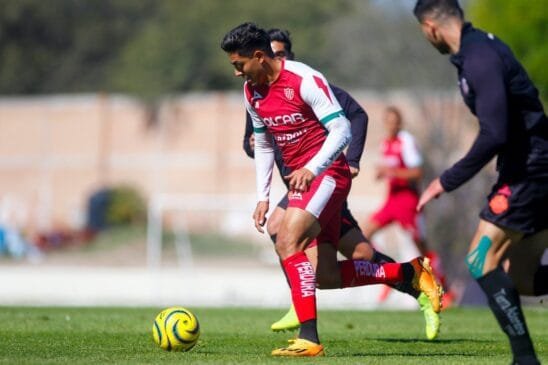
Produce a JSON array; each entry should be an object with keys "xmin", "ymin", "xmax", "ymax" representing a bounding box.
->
[
  {"xmin": 274, "ymin": 232, "xmax": 298, "ymax": 259},
  {"xmin": 466, "ymin": 236, "xmax": 492, "ymax": 279},
  {"xmin": 266, "ymin": 218, "xmax": 280, "ymax": 237}
]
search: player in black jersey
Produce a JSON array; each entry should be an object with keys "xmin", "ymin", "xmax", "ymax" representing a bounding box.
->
[{"xmin": 414, "ymin": 1, "xmax": 547, "ymax": 364}]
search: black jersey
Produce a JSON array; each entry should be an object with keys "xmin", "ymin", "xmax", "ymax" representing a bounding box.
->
[{"xmin": 440, "ymin": 23, "xmax": 548, "ymax": 192}]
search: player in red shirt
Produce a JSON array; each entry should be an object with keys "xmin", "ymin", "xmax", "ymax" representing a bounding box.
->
[
  {"xmin": 244, "ymin": 28, "xmax": 441, "ymax": 341},
  {"xmin": 363, "ymin": 106, "xmax": 450, "ymax": 305},
  {"xmin": 222, "ymin": 23, "xmax": 442, "ymax": 356}
]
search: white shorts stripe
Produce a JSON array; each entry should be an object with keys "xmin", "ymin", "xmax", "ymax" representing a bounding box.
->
[{"xmin": 306, "ymin": 175, "xmax": 336, "ymax": 218}]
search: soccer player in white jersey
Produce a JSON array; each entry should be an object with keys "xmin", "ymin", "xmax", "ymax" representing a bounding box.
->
[{"xmin": 221, "ymin": 22, "xmax": 442, "ymax": 357}]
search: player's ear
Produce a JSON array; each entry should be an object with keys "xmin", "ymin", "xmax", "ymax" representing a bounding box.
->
[
  {"xmin": 253, "ymin": 50, "xmax": 265, "ymax": 63},
  {"xmin": 421, "ymin": 19, "xmax": 436, "ymax": 38}
]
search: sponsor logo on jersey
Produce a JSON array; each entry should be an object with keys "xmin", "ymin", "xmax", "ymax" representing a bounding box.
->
[
  {"xmin": 263, "ymin": 112, "xmax": 305, "ymax": 127},
  {"xmin": 284, "ymin": 87, "xmax": 295, "ymax": 100},
  {"xmin": 295, "ymin": 261, "xmax": 315, "ymax": 297},
  {"xmin": 275, "ymin": 128, "xmax": 307, "ymax": 145}
]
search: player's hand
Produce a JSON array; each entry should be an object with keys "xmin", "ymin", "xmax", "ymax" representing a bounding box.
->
[
  {"xmin": 376, "ymin": 165, "xmax": 395, "ymax": 179},
  {"xmin": 253, "ymin": 200, "xmax": 269, "ymax": 233},
  {"xmin": 349, "ymin": 166, "xmax": 360, "ymax": 179},
  {"xmin": 285, "ymin": 168, "xmax": 315, "ymax": 192},
  {"xmin": 417, "ymin": 177, "xmax": 445, "ymax": 212},
  {"xmin": 249, "ymin": 134, "xmax": 255, "ymax": 153}
]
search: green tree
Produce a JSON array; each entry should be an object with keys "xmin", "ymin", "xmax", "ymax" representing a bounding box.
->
[
  {"xmin": 0, "ymin": 0, "xmax": 156, "ymax": 94},
  {"xmin": 467, "ymin": 0, "xmax": 548, "ymax": 102},
  {"xmin": 109, "ymin": 0, "xmax": 353, "ymax": 98}
]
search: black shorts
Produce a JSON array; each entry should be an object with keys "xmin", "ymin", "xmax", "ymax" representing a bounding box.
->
[
  {"xmin": 480, "ymin": 178, "xmax": 548, "ymax": 235},
  {"xmin": 276, "ymin": 196, "xmax": 359, "ymax": 238}
]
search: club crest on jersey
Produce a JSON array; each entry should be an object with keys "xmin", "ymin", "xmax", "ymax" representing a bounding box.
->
[
  {"xmin": 460, "ymin": 77, "xmax": 469, "ymax": 95},
  {"xmin": 284, "ymin": 87, "xmax": 295, "ymax": 100},
  {"xmin": 288, "ymin": 191, "xmax": 302, "ymax": 200}
]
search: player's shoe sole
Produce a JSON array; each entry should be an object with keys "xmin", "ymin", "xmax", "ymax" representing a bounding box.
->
[
  {"xmin": 418, "ymin": 292, "xmax": 440, "ymax": 340},
  {"xmin": 411, "ymin": 257, "xmax": 443, "ymax": 313},
  {"xmin": 270, "ymin": 305, "xmax": 300, "ymax": 332},
  {"xmin": 271, "ymin": 338, "xmax": 324, "ymax": 357}
]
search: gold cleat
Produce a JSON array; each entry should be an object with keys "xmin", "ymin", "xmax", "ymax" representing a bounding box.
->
[
  {"xmin": 410, "ymin": 257, "xmax": 444, "ymax": 313},
  {"xmin": 271, "ymin": 338, "xmax": 324, "ymax": 357}
]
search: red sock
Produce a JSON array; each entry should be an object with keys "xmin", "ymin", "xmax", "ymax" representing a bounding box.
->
[
  {"xmin": 282, "ymin": 251, "xmax": 316, "ymax": 323},
  {"xmin": 339, "ymin": 260, "xmax": 404, "ymax": 288}
]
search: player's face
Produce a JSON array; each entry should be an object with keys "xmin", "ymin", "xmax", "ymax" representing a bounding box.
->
[
  {"xmin": 384, "ymin": 110, "xmax": 401, "ymax": 138},
  {"xmin": 420, "ymin": 21, "xmax": 450, "ymax": 55},
  {"xmin": 271, "ymin": 41, "xmax": 288, "ymax": 59},
  {"xmin": 228, "ymin": 51, "xmax": 267, "ymax": 86}
]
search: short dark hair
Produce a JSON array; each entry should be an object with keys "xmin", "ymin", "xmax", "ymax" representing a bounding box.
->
[
  {"xmin": 267, "ymin": 28, "xmax": 295, "ymax": 60},
  {"xmin": 221, "ymin": 22, "xmax": 274, "ymax": 57},
  {"xmin": 413, "ymin": 0, "xmax": 464, "ymax": 22}
]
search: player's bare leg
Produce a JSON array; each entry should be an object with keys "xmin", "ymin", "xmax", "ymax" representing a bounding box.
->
[
  {"xmin": 467, "ymin": 220, "xmax": 539, "ymax": 364},
  {"xmin": 271, "ymin": 207, "xmax": 324, "ymax": 356},
  {"xmin": 265, "ymin": 206, "xmax": 301, "ymax": 332},
  {"xmin": 505, "ymin": 229, "xmax": 548, "ymax": 296}
]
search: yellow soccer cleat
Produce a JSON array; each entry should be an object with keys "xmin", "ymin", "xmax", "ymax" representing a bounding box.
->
[
  {"xmin": 418, "ymin": 292, "xmax": 440, "ymax": 340},
  {"xmin": 410, "ymin": 257, "xmax": 444, "ymax": 313},
  {"xmin": 270, "ymin": 304, "xmax": 300, "ymax": 332},
  {"xmin": 271, "ymin": 338, "xmax": 324, "ymax": 357}
]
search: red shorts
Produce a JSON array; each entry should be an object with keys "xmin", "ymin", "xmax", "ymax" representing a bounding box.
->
[
  {"xmin": 370, "ymin": 189, "xmax": 424, "ymax": 242},
  {"xmin": 287, "ymin": 162, "xmax": 351, "ymax": 247}
]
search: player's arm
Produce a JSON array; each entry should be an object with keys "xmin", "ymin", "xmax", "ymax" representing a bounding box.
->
[
  {"xmin": 243, "ymin": 112, "xmax": 255, "ymax": 158},
  {"xmin": 301, "ymin": 74, "xmax": 352, "ymax": 178},
  {"xmin": 439, "ymin": 45, "xmax": 509, "ymax": 192},
  {"xmin": 331, "ymin": 84, "xmax": 368, "ymax": 177}
]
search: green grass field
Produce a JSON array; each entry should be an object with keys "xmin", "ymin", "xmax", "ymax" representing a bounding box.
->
[{"xmin": 0, "ymin": 306, "xmax": 546, "ymax": 364}]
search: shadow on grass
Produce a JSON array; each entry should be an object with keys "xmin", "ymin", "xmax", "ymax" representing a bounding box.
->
[{"xmin": 368, "ymin": 337, "xmax": 495, "ymax": 344}]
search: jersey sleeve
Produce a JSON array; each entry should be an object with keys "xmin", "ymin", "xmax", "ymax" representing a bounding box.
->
[
  {"xmin": 440, "ymin": 45, "xmax": 509, "ymax": 192},
  {"xmin": 331, "ymin": 85, "xmax": 368, "ymax": 169},
  {"xmin": 399, "ymin": 131, "xmax": 423, "ymax": 168},
  {"xmin": 300, "ymin": 72, "xmax": 351, "ymax": 176},
  {"xmin": 244, "ymin": 92, "xmax": 274, "ymax": 202}
]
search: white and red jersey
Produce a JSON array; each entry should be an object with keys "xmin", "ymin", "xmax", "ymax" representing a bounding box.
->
[
  {"xmin": 380, "ymin": 130, "xmax": 423, "ymax": 193},
  {"xmin": 245, "ymin": 60, "xmax": 351, "ymax": 201}
]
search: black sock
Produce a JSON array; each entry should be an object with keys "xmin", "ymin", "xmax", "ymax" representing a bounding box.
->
[
  {"xmin": 372, "ymin": 252, "xmax": 419, "ymax": 297},
  {"xmin": 533, "ymin": 265, "xmax": 548, "ymax": 296},
  {"xmin": 299, "ymin": 319, "xmax": 319, "ymax": 344},
  {"xmin": 392, "ymin": 262, "xmax": 420, "ymax": 298},
  {"xmin": 372, "ymin": 251, "xmax": 396, "ymax": 263},
  {"xmin": 477, "ymin": 267, "xmax": 537, "ymax": 361}
]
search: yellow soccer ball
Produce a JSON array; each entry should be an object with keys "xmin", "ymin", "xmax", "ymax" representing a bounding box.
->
[{"xmin": 152, "ymin": 307, "xmax": 200, "ymax": 351}]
